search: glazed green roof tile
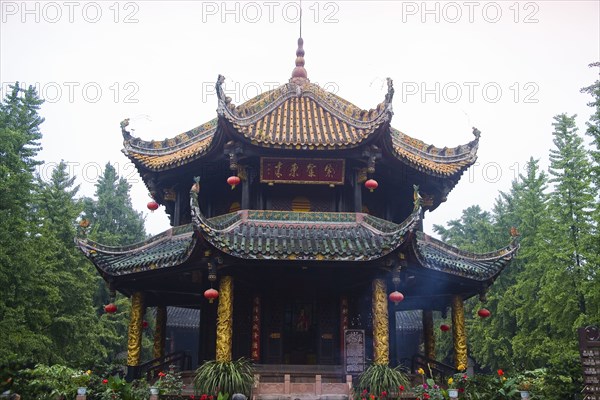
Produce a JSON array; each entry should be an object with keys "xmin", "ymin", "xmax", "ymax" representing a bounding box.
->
[
  {"xmin": 412, "ymin": 231, "xmax": 518, "ymax": 281},
  {"xmin": 190, "ymin": 189, "xmax": 421, "ymax": 261},
  {"xmin": 76, "ymin": 224, "xmax": 196, "ymax": 276}
]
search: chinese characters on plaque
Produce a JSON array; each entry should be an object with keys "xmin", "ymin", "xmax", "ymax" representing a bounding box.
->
[
  {"xmin": 345, "ymin": 329, "xmax": 365, "ymax": 375},
  {"xmin": 260, "ymin": 157, "xmax": 345, "ymax": 185},
  {"xmin": 579, "ymin": 326, "xmax": 600, "ymax": 400}
]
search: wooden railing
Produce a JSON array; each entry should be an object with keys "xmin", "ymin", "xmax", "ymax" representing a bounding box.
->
[
  {"xmin": 411, "ymin": 354, "xmax": 457, "ymax": 382},
  {"xmin": 138, "ymin": 351, "xmax": 192, "ymax": 380}
]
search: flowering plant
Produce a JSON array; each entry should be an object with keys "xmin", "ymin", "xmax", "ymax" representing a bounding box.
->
[
  {"xmin": 463, "ymin": 369, "xmax": 518, "ymax": 400},
  {"xmin": 447, "ymin": 371, "xmax": 468, "ymax": 391},
  {"xmin": 412, "ymin": 367, "xmax": 444, "ymax": 400},
  {"xmin": 71, "ymin": 370, "xmax": 92, "ymax": 387},
  {"xmin": 155, "ymin": 364, "xmax": 184, "ymax": 395}
]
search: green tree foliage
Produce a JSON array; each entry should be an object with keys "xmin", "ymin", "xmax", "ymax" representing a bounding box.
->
[
  {"xmin": 0, "ymin": 84, "xmax": 50, "ymax": 364},
  {"xmin": 0, "ymin": 84, "xmax": 150, "ymax": 367},
  {"xmin": 79, "ymin": 163, "xmax": 149, "ymax": 360},
  {"xmin": 434, "ymin": 107, "xmax": 597, "ymax": 375},
  {"xmin": 82, "ymin": 163, "xmax": 146, "ymax": 247},
  {"xmin": 580, "ymin": 62, "xmax": 600, "ymax": 324}
]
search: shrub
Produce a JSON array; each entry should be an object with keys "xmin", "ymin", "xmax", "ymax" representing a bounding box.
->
[
  {"xmin": 193, "ymin": 358, "xmax": 254, "ymax": 397},
  {"xmin": 355, "ymin": 363, "xmax": 410, "ymax": 399}
]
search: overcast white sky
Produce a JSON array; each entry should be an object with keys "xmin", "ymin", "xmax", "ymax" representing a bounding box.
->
[{"xmin": 1, "ymin": 0, "xmax": 599, "ymax": 237}]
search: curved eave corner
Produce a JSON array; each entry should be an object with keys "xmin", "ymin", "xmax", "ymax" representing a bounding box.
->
[
  {"xmin": 75, "ymin": 224, "xmax": 197, "ymax": 277},
  {"xmin": 190, "ymin": 178, "xmax": 422, "ymax": 262},
  {"xmin": 119, "ymin": 117, "xmax": 219, "ymax": 172},
  {"xmin": 411, "ymin": 231, "xmax": 519, "ymax": 282},
  {"xmin": 387, "ymin": 126, "xmax": 480, "ymax": 179},
  {"xmin": 215, "ymin": 75, "xmax": 395, "ymax": 149}
]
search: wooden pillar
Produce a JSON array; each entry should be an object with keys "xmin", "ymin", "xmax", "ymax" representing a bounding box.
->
[
  {"xmin": 241, "ymin": 167, "xmax": 251, "ymax": 210},
  {"xmin": 126, "ymin": 292, "xmax": 144, "ymax": 380},
  {"xmin": 422, "ymin": 310, "xmax": 435, "ymax": 361},
  {"xmin": 372, "ymin": 279, "xmax": 389, "ymax": 365},
  {"xmin": 388, "ymin": 303, "xmax": 397, "ymax": 366},
  {"xmin": 199, "ymin": 293, "xmax": 217, "ymax": 362},
  {"xmin": 451, "ymin": 295, "xmax": 468, "ymax": 370},
  {"xmin": 174, "ymin": 190, "xmax": 181, "ymax": 225},
  {"xmin": 153, "ymin": 306, "xmax": 167, "ymax": 360},
  {"xmin": 354, "ymin": 169, "xmax": 363, "ymax": 212},
  {"xmin": 216, "ymin": 276, "xmax": 234, "ymax": 361}
]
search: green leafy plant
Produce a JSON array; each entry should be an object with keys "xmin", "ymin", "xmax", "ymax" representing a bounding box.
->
[
  {"xmin": 155, "ymin": 364, "xmax": 184, "ymax": 395},
  {"xmin": 193, "ymin": 358, "xmax": 254, "ymax": 397},
  {"xmin": 464, "ymin": 370, "xmax": 519, "ymax": 400},
  {"xmin": 20, "ymin": 364, "xmax": 80, "ymax": 400},
  {"xmin": 354, "ymin": 363, "xmax": 410, "ymax": 400},
  {"xmin": 72, "ymin": 369, "xmax": 92, "ymax": 387},
  {"xmin": 97, "ymin": 374, "xmax": 149, "ymax": 400},
  {"xmin": 412, "ymin": 368, "xmax": 445, "ymax": 400},
  {"xmin": 447, "ymin": 371, "xmax": 468, "ymax": 390}
]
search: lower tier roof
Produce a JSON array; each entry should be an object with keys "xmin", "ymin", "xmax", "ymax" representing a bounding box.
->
[
  {"xmin": 77, "ymin": 208, "xmax": 517, "ymax": 285},
  {"xmin": 412, "ymin": 231, "xmax": 518, "ymax": 282}
]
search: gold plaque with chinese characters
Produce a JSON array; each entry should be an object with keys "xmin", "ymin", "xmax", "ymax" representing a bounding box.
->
[{"xmin": 260, "ymin": 157, "xmax": 345, "ymax": 185}]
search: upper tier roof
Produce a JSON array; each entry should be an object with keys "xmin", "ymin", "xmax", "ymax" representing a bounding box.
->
[
  {"xmin": 216, "ymin": 80, "xmax": 393, "ymax": 149},
  {"xmin": 388, "ymin": 126, "xmax": 479, "ymax": 177},
  {"xmin": 120, "ymin": 81, "xmax": 479, "ymax": 179}
]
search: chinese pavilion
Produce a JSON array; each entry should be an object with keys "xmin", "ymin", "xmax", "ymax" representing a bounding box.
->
[{"xmin": 77, "ymin": 38, "xmax": 518, "ymax": 381}]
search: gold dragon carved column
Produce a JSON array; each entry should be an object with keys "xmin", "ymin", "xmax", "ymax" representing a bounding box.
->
[
  {"xmin": 216, "ymin": 276, "xmax": 234, "ymax": 362},
  {"xmin": 127, "ymin": 292, "xmax": 145, "ymax": 366},
  {"xmin": 153, "ymin": 306, "xmax": 167, "ymax": 360},
  {"xmin": 451, "ymin": 295, "xmax": 468, "ymax": 370},
  {"xmin": 422, "ymin": 310, "xmax": 436, "ymax": 361},
  {"xmin": 372, "ymin": 279, "xmax": 389, "ymax": 365}
]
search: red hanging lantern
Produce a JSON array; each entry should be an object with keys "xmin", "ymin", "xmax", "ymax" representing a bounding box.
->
[
  {"xmin": 104, "ymin": 303, "xmax": 117, "ymax": 313},
  {"xmin": 204, "ymin": 288, "xmax": 219, "ymax": 303},
  {"xmin": 478, "ymin": 308, "xmax": 491, "ymax": 318},
  {"xmin": 365, "ymin": 179, "xmax": 378, "ymax": 192},
  {"xmin": 227, "ymin": 176, "xmax": 241, "ymax": 189},
  {"xmin": 440, "ymin": 324, "xmax": 451, "ymax": 332},
  {"xmin": 389, "ymin": 290, "xmax": 404, "ymax": 304},
  {"xmin": 147, "ymin": 201, "xmax": 159, "ymax": 211}
]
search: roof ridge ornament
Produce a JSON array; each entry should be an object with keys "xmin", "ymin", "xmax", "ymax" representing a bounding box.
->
[
  {"xmin": 120, "ymin": 118, "xmax": 131, "ymax": 140},
  {"xmin": 216, "ymin": 74, "xmax": 235, "ymax": 116},
  {"xmin": 290, "ymin": 37, "xmax": 309, "ymax": 85}
]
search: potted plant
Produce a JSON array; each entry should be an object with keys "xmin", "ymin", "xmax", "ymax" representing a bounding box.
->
[
  {"xmin": 517, "ymin": 378, "xmax": 533, "ymax": 399},
  {"xmin": 447, "ymin": 371, "xmax": 468, "ymax": 398},
  {"xmin": 411, "ymin": 367, "xmax": 444, "ymax": 400},
  {"xmin": 72, "ymin": 370, "xmax": 91, "ymax": 396}
]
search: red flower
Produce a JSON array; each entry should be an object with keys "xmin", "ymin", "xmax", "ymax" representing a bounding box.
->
[
  {"xmin": 362, "ymin": 390, "xmax": 368, "ymax": 395},
  {"xmin": 497, "ymin": 369, "xmax": 504, "ymax": 376},
  {"xmin": 158, "ymin": 371, "xmax": 166, "ymax": 377},
  {"xmin": 459, "ymin": 388, "xmax": 464, "ymax": 393},
  {"xmin": 381, "ymin": 391, "xmax": 387, "ymax": 397},
  {"xmin": 189, "ymin": 396, "xmax": 195, "ymax": 400},
  {"xmin": 424, "ymin": 394, "xmax": 430, "ymax": 399},
  {"xmin": 102, "ymin": 379, "xmax": 108, "ymax": 384},
  {"xmin": 200, "ymin": 395, "xmax": 207, "ymax": 400},
  {"xmin": 399, "ymin": 385, "xmax": 405, "ymax": 391}
]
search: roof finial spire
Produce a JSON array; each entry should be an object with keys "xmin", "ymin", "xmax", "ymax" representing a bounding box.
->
[{"xmin": 290, "ymin": 1, "xmax": 308, "ymax": 84}]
